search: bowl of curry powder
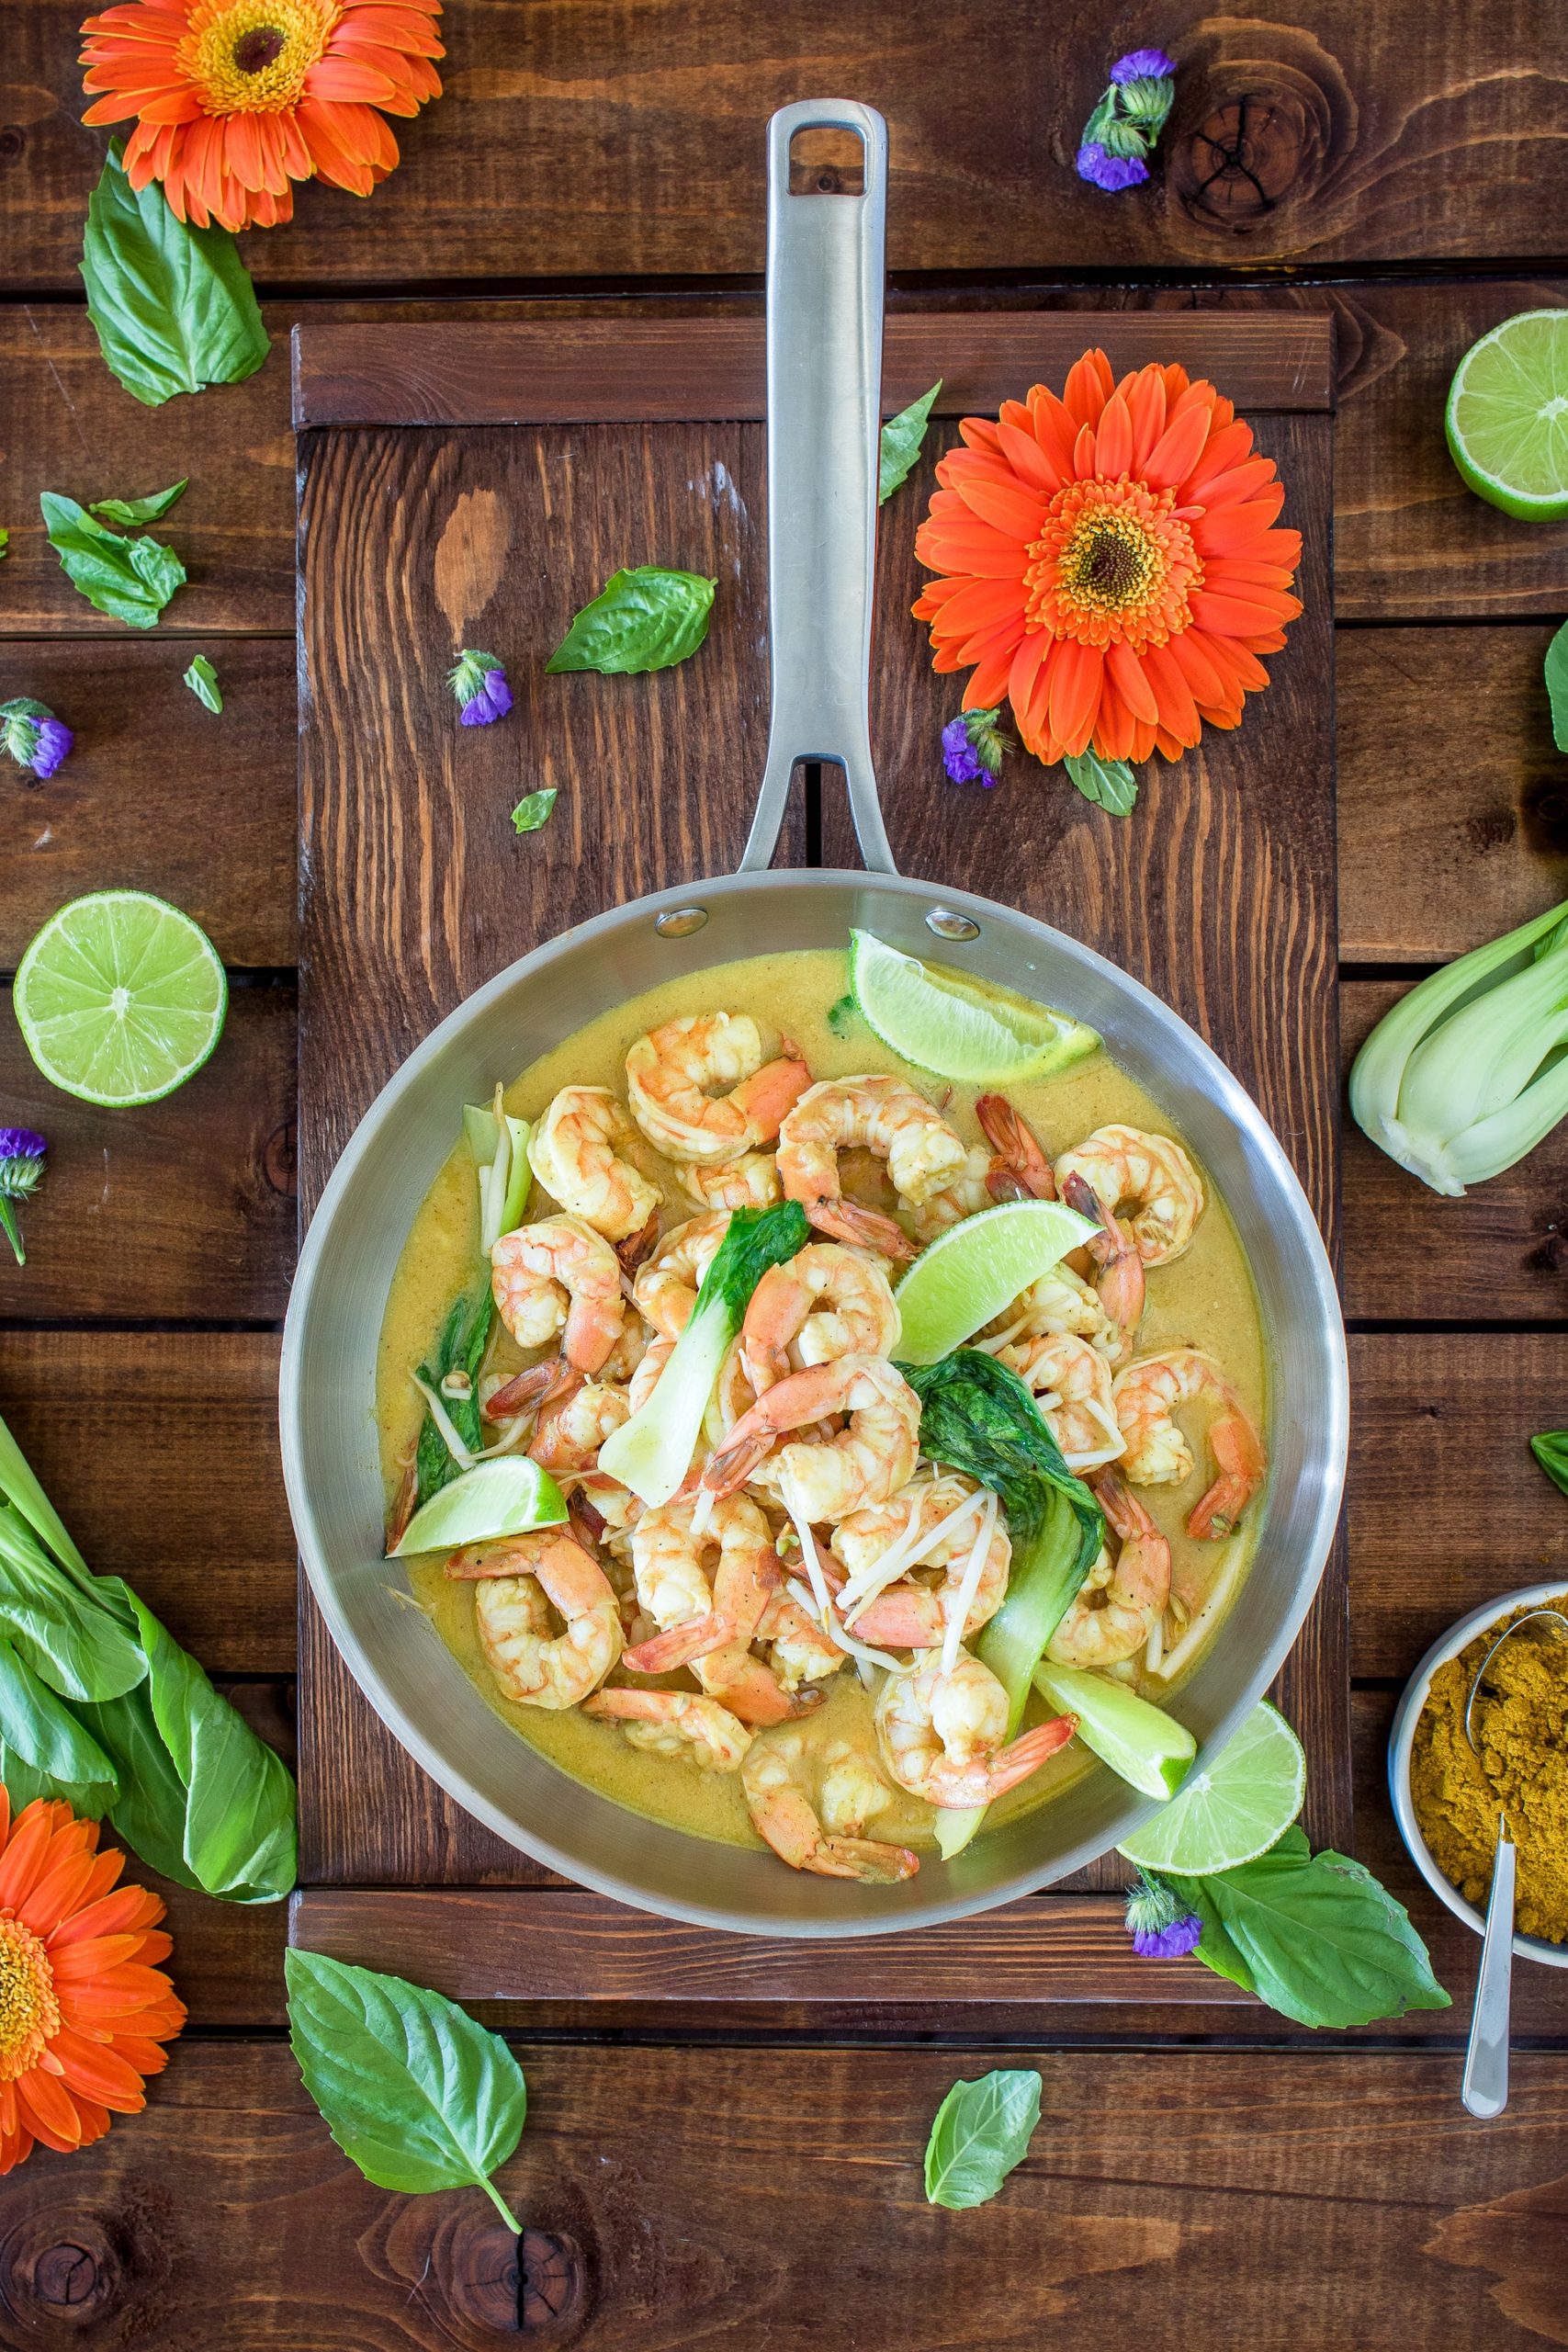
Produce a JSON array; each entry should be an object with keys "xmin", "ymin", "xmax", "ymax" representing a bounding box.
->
[{"xmin": 1390, "ymin": 1585, "xmax": 1568, "ymax": 1968}]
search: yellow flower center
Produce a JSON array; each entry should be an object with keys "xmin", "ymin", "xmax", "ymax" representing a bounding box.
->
[
  {"xmin": 0, "ymin": 1915, "xmax": 59, "ymax": 2083},
  {"xmin": 1024, "ymin": 477, "xmax": 1202, "ymax": 654},
  {"xmin": 177, "ymin": 0, "xmax": 339, "ymax": 114}
]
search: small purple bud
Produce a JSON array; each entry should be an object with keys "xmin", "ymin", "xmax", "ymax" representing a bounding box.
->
[
  {"xmin": 942, "ymin": 715, "xmax": 985, "ymax": 785},
  {"xmin": 1132, "ymin": 1913, "xmax": 1204, "ymax": 1959},
  {"xmin": 449, "ymin": 650, "xmax": 513, "ymax": 727},
  {"xmin": 0, "ymin": 1128, "xmax": 47, "ymax": 1268},
  {"xmin": 1111, "ymin": 47, "xmax": 1177, "ymax": 84},
  {"xmin": 1077, "ymin": 141, "xmax": 1150, "ymax": 191},
  {"xmin": 1124, "ymin": 1867, "xmax": 1202, "ymax": 1958},
  {"xmin": 28, "ymin": 718, "xmax": 73, "ymax": 779},
  {"xmin": 1, "ymin": 699, "xmax": 73, "ymax": 781}
]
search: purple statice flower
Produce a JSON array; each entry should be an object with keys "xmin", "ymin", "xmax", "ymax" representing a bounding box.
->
[
  {"xmin": 1111, "ymin": 47, "xmax": 1178, "ymax": 83},
  {"xmin": 0, "ymin": 1128, "xmax": 47, "ymax": 1267},
  {"xmin": 942, "ymin": 705, "xmax": 1012, "ymax": 786},
  {"xmin": 1, "ymin": 699, "xmax": 73, "ymax": 780},
  {"xmin": 1077, "ymin": 141, "xmax": 1151, "ymax": 192},
  {"xmin": 1124, "ymin": 1868, "xmax": 1203, "ymax": 1959},
  {"xmin": 942, "ymin": 715, "xmax": 985, "ymax": 785},
  {"xmin": 448, "ymin": 649, "xmax": 513, "ymax": 728}
]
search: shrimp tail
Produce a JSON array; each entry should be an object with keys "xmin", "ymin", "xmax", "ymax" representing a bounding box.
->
[
  {"xmin": 615, "ymin": 1209, "xmax": 662, "ymax": 1277},
  {"xmin": 621, "ymin": 1611, "xmax": 728, "ymax": 1673},
  {"xmin": 809, "ymin": 1834, "xmax": 920, "ymax": 1883},
  {"xmin": 976, "ymin": 1093, "xmax": 1056, "ymax": 1200},
  {"xmin": 1060, "ymin": 1170, "xmax": 1145, "ymax": 1340},
  {"xmin": 484, "ymin": 1358, "xmax": 579, "ymax": 1422},
  {"xmin": 845, "ymin": 1588, "xmax": 944, "ymax": 1647},
  {"xmin": 806, "ymin": 1200, "xmax": 916, "ymax": 1261},
  {"xmin": 702, "ymin": 1427, "xmax": 774, "ymax": 1498},
  {"xmin": 713, "ymin": 1662, "xmax": 826, "ymax": 1726},
  {"xmin": 731, "ymin": 1055, "xmax": 812, "ymax": 1140}
]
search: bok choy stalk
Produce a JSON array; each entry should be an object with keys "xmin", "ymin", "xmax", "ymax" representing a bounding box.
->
[
  {"xmin": 414, "ymin": 1288, "xmax": 495, "ymax": 1503},
  {"xmin": 600, "ymin": 1202, "xmax": 809, "ymax": 1506},
  {"xmin": 464, "ymin": 1088, "xmax": 531, "ymax": 1253},
  {"xmin": 899, "ymin": 1351, "xmax": 1103, "ymax": 1858},
  {"xmin": 1349, "ymin": 896, "xmax": 1568, "ymax": 1195}
]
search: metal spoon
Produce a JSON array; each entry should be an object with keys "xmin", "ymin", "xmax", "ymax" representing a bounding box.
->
[{"xmin": 1459, "ymin": 1609, "xmax": 1568, "ymax": 2120}]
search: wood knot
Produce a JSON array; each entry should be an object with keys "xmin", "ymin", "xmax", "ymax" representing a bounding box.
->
[
  {"xmin": 434, "ymin": 2217, "xmax": 521, "ymax": 2333},
  {"xmin": 1165, "ymin": 19, "xmax": 1355, "ymax": 245},
  {"xmin": 1524, "ymin": 778, "xmax": 1568, "ymax": 858},
  {"xmin": 0, "ymin": 127, "xmax": 24, "ymax": 168},
  {"xmin": 0, "ymin": 2211, "xmax": 126, "ymax": 2330},
  {"xmin": 263, "ymin": 1117, "xmax": 298, "ymax": 1197},
  {"xmin": 520, "ymin": 2230, "xmax": 590, "ymax": 2335}
]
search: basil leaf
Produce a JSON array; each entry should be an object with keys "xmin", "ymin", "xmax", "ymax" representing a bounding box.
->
[
  {"xmin": 416, "ymin": 1289, "xmax": 494, "ymax": 1503},
  {"xmin": 184, "ymin": 654, "xmax": 223, "ymax": 714},
  {"xmin": 879, "ymin": 379, "xmax": 942, "ymax": 503},
  {"xmin": 40, "ymin": 493, "xmax": 186, "ymax": 629},
  {"xmin": 0, "ymin": 531, "xmax": 7, "ymax": 560},
  {"xmin": 128, "ymin": 1593, "xmax": 296, "ymax": 1902},
  {"xmin": 0, "ymin": 1634, "xmax": 118, "ymax": 1816},
  {"xmin": 80, "ymin": 142, "xmax": 268, "ymax": 408},
  {"xmin": 511, "ymin": 787, "xmax": 557, "ymax": 834},
  {"xmin": 286, "ymin": 1951, "xmax": 526, "ymax": 2227},
  {"xmin": 547, "ymin": 567, "xmax": 716, "ymax": 675},
  {"xmin": 0, "ymin": 1506, "xmax": 146, "ymax": 1701},
  {"xmin": 924, "ymin": 2068, "xmax": 1042, "ymax": 2208},
  {"xmin": 1065, "ymin": 750, "xmax": 1138, "ymax": 816},
  {"xmin": 1531, "ymin": 1430, "xmax": 1568, "ymax": 1495},
  {"xmin": 90, "ymin": 479, "xmax": 188, "ymax": 526},
  {"xmin": 1184, "ymin": 1835, "xmax": 1450, "ymax": 2029},
  {"xmin": 1547, "ymin": 619, "xmax": 1568, "ymax": 756}
]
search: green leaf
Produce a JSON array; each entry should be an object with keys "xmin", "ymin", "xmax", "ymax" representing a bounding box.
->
[
  {"xmin": 1065, "ymin": 750, "xmax": 1138, "ymax": 816},
  {"xmin": 1532, "ymin": 1430, "xmax": 1568, "ymax": 1494},
  {"xmin": 923, "ymin": 2069, "xmax": 1042, "ymax": 2208},
  {"xmin": 879, "ymin": 379, "xmax": 942, "ymax": 503},
  {"xmin": 184, "ymin": 654, "xmax": 223, "ymax": 713},
  {"xmin": 827, "ymin": 992, "xmax": 856, "ymax": 1036},
  {"xmin": 547, "ymin": 567, "xmax": 716, "ymax": 675},
  {"xmin": 286, "ymin": 1950, "xmax": 526, "ymax": 2226},
  {"xmin": 1177, "ymin": 1829, "xmax": 1450, "ymax": 2029},
  {"xmin": 90, "ymin": 479, "xmax": 188, "ymax": 526},
  {"xmin": 40, "ymin": 492, "xmax": 186, "ymax": 629},
  {"xmin": 1547, "ymin": 619, "xmax": 1568, "ymax": 755},
  {"xmin": 0, "ymin": 1634, "xmax": 118, "ymax": 1816},
  {"xmin": 80, "ymin": 142, "xmax": 268, "ymax": 408},
  {"xmin": 0, "ymin": 530, "xmax": 9, "ymax": 560},
  {"xmin": 416, "ymin": 1289, "xmax": 495, "ymax": 1503},
  {"xmin": 0, "ymin": 1506, "xmax": 146, "ymax": 1701},
  {"xmin": 511, "ymin": 787, "xmax": 557, "ymax": 834}
]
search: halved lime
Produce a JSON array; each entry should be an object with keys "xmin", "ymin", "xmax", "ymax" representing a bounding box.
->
[
  {"xmin": 848, "ymin": 930, "xmax": 1100, "ymax": 1085},
  {"xmin": 1445, "ymin": 309, "xmax": 1568, "ymax": 521},
  {"xmin": 1033, "ymin": 1662, "xmax": 1196, "ymax": 1801},
  {"xmin": 1115, "ymin": 1701, "xmax": 1305, "ymax": 1874},
  {"xmin": 894, "ymin": 1197, "xmax": 1098, "ymax": 1365},
  {"xmin": 389, "ymin": 1458, "xmax": 568, "ymax": 1558},
  {"xmin": 14, "ymin": 890, "xmax": 227, "ymax": 1107}
]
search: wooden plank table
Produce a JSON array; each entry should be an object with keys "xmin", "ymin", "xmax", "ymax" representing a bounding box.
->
[{"xmin": 3, "ymin": 5, "xmax": 1568, "ymax": 2340}]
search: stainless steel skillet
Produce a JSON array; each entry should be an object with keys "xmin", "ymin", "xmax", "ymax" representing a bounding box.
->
[{"xmin": 280, "ymin": 100, "xmax": 1348, "ymax": 1938}]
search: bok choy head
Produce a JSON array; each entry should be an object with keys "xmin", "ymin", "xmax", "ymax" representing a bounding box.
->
[{"xmin": 1349, "ymin": 897, "xmax": 1568, "ymax": 1196}]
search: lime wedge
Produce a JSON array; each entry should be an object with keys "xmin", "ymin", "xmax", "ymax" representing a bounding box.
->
[
  {"xmin": 894, "ymin": 1197, "xmax": 1098, "ymax": 1365},
  {"xmin": 389, "ymin": 1458, "xmax": 568, "ymax": 1558},
  {"xmin": 14, "ymin": 890, "xmax": 227, "ymax": 1107},
  {"xmin": 848, "ymin": 930, "xmax": 1100, "ymax": 1085},
  {"xmin": 1115, "ymin": 1701, "xmax": 1305, "ymax": 1874},
  {"xmin": 1033, "ymin": 1662, "xmax": 1196, "ymax": 1800},
  {"xmin": 1445, "ymin": 309, "xmax": 1568, "ymax": 521}
]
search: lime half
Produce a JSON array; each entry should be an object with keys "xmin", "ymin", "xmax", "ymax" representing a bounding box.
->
[
  {"xmin": 1115, "ymin": 1701, "xmax": 1305, "ymax": 1874},
  {"xmin": 1445, "ymin": 309, "xmax": 1568, "ymax": 521},
  {"xmin": 848, "ymin": 930, "xmax": 1100, "ymax": 1085},
  {"xmin": 894, "ymin": 1197, "xmax": 1098, "ymax": 1365},
  {"xmin": 389, "ymin": 1459, "xmax": 568, "ymax": 1558},
  {"xmin": 15, "ymin": 890, "xmax": 227, "ymax": 1106}
]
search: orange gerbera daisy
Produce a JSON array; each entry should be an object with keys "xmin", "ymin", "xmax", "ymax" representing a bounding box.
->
[
  {"xmin": 79, "ymin": 0, "xmax": 444, "ymax": 233},
  {"xmin": 0, "ymin": 1792, "xmax": 185, "ymax": 2175},
  {"xmin": 913, "ymin": 349, "xmax": 1303, "ymax": 770}
]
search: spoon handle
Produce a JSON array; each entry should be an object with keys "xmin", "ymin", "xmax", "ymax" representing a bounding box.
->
[{"xmin": 1461, "ymin": 1835, "xmax": 1517, "ymax": 2120}]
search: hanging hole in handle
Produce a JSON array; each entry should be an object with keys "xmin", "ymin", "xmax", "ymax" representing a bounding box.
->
[{"xmin": 787, "ymin": 125, "xmax": 866, "ymax": 196}]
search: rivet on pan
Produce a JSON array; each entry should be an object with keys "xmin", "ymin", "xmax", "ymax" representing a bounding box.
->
[
  {"xmin": 655, "ymin": 908, "xmax": 709, "ymax": 939},
  {"xmin": 925, "ymin": 907, "xmax": 980, "ymax": 942}
]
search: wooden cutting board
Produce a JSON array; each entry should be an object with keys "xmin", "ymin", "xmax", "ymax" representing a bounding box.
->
[{"xmin": 288, "ymin": 309, "xmax": 1343, "ymax": 2007}]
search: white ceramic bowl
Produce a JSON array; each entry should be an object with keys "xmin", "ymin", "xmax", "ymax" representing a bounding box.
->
[{"xmin": 1388, "ymin": 1580, "xmax": 1568, "ymax": 1969}]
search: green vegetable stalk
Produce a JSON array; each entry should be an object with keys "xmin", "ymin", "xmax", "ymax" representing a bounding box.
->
[
  {"xmin": 414, "ymin": 1288, "xmax": 495, "ymax": 1504},
  {"xmin": 600, "ymin": 1202, "xmax": 809, "ymax": 1506}
]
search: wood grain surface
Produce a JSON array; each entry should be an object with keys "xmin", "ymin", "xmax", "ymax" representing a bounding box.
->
[
  {"xmin": 10, "ymin": 0, "xmax": 1568, "ymax": 286},
  {"xmin": 5, "ymin": 2039, "xmax": 1567, "ymax": 2351}
]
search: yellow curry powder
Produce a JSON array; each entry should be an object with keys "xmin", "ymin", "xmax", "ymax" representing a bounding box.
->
[{"xmin": 1410, "ymin": 1600, "xmax": 1568, "ymax": 1944}]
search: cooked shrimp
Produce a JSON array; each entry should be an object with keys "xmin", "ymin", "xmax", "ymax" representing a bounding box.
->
[
  {"xmin": 1055, "ymin": 1125, "xmax": 1204, "ymax": 1265},
  {"xmin": 626, "ymin": 1333, "xmax": 675, "ymax": 1413},
  {"xmin": 703, "ymin": 1354, "xmax": 921, "ymax": 1522},
  {"xmin": 626, "ymin": 1497, "xmax": 719, "ymax": 1642},
  {"xmin": 742, "ymin": 1722, "xmax": 919, "ymax": 1882},
  {"xmin": 982, "ymin": 1266, "xmax": 1122, "ymax": 1364},
  {"xmin": 829, "ymin": 1472, "xmax": 1010, "ymax": 1648},
  {"xmin": 1111, "ymin": 1348, "xmax": 1267, "ymax": 1537},
  {"xmin": 626, "ymin": 1012, "xmax": 809, "ymax": 1166},
  {"xmin": 778, "ymin": 1075, "xmax": 966, "ymax": 1259},
  {"xmin": 677, "ymin": 1151, "xmax": 782, "ymax": 1212},
  {"xmin": 874, "ymin": 1650, "xmax": 1076, "ymax": 1808},
  {"xmin": 491, "ymin": 1215, "xmax": 626, "ymax": 1373},
  {"xmin": 529, "ymin": 1085, "xmax": 661, "ymax": 1242},
  {"xmin": 622, "ymin": 1493, "xmax": 811, "ymax": 1724},
  {"xmin": 600, "ymin": 1306, "xmax": 649, "ymax": 1387},
  {"xmin": 739, "ymin": 1243, "xmax": 900, "ymax": 1391},
  {"xmin": 818, "ymin": 1736, "xmax": 898, "ymax": 1838},
  {"xmin": 756, "ymin": 1589, "xmax": 848, "ymax": 1690},
  {"xmin": 1056, "ymin": 1170, "xmax": 1146, "ymax": 1351},
  {"xmin": 1044, "ymin": 1469, "xmax": 1170, "ymax": 1668},
  {"xmin": 997, "ymin": 1333, "xmax": 1124, "ymax": 1471},
  {"xmin": 632, "ymin": 1213, "xmax": 730, "ymax": 1340},
  {"xmin": 976, "ymin": 1093, "xmax": 1055, "ymax": 1200},
  {"xmin": 456, "ymin": 1531, "xmax": 622, "ymax": 1709},
  {"xmin": 912, "ymin": 1146, "xmax": 994, "ymax": 1242},
  {"xmin": 581, "ymin": 1687, "xmax": 752, "ymax": 1771},
  {"xmin": 528, "ymin": 1375, "xmax": 629, "ymax": 1474}
]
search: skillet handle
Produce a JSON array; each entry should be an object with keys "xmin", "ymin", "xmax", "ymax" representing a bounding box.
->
[{"xmin": 739, "ymin": 100, "xmax": 897, "ymax": 877}]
